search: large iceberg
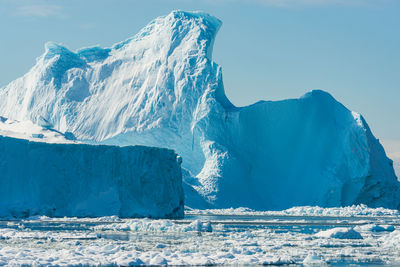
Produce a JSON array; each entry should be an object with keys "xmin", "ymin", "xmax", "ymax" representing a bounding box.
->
[
  {"xmin": 0, "ymin": 10, "xmax": 398, "ymax": 210},
  {"xmin": 0, "ymin": 131, "xmax": 184, "ymax": 218}
]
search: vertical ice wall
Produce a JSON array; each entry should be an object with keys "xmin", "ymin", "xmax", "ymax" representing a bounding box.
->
[{"xmin": 0, "ymin": 135, "xmax": 184, "ymax": 218}]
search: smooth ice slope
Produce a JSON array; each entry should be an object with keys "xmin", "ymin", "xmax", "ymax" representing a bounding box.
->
[
  {"xmin": 0, "ymin": 135, "xmax": 184, "ymax": 218},
  {"xmin": 0, "ymin": 10, "xmax": 398, "ymax": 210}
]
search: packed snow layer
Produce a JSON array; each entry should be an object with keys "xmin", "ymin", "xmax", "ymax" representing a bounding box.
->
[
  {"xmin": 0, "ymin": 10, "xmax": 398, "ymax": 210},
  {"xmin": 0, "ymin": 117, "xmax": 75, "ymax": 143},
  {"xmin": 0, "ymin": 135, "xmax": 184, "ymax": 219},
  {"xmin": 315, "ymin": 227, "xmax": 363, "ymax": 239}
]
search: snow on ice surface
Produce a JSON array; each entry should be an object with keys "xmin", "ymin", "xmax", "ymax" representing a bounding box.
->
[
  {"xmin": 1, "ymin": 207, "xmax": 400, "ymax": 266},
  {"xmin": 0, "ymin": 134, "xmax": 184, "ymax": 219},
  {"xmin": 314, "ymin": 227, "xmax": 363, "ymax": 239},
  {"xmin": 0, "ymin": 10, "xmax": 399, "ymax": 210},
  {"xmin": 0, "ymin": 117, "xmax": 74, "ymax": 143}
]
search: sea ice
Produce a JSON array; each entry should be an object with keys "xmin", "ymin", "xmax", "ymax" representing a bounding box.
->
[
  {"xmin": 1, "ymin": 207, "xmax": 400, "ymax": 266},
  {"xmin": 187, "ymin": 204, "xmax": 400, "ymax": 217},
  {"xmin": 355, "ymin": 224, "xmax": 395, "ymax": 232},
  {"xmin": 303, "ymin": 253, "xmax": 327, "ymax": 266},
  {"xmin": 315, "ymin": 227, "xmax": 363, "ymax": 239}
]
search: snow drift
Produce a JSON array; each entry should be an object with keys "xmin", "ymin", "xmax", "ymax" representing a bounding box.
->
[
  {"xmin": 0, "ymin": 135, "xmax": 184, "ymax": 218},
  {"xmin": 0, "ymin": 10, "xmax": 398, "ymax": 210}
]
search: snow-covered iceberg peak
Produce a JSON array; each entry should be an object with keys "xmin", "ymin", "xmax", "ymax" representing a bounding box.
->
[
  {"xmin": 0, "ymin": 11, "xmax": 399, "ymax": 210},
  {"xmin": 0, "ymin": 10, "xmax": 223, "ymax": 141}
]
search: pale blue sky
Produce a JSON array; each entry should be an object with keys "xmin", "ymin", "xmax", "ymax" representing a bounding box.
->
[{"xmin": 0, "ymin": 0, "xmax": 399, "ymax": 144}]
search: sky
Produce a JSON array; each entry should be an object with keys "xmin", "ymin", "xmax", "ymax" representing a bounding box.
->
[{"xmin": 0, "ymin": 0, "xmax": 399, "ymax": 170}]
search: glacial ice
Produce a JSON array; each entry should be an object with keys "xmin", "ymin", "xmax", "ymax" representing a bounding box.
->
[
  {"xmin": 0, "ymin": 10, "xmax": 398, "ymax": 210},
  {"xmin": 0, "ymin": 134, "xmax": 184, "ymax": 218}
]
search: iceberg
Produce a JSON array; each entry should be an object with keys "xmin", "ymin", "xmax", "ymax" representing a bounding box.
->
[
  {"xmin": 0, "ymin": 10, "xmax": 398, "ymax": 210},
  {"xmin": 0, "ymin": 134, "xmax": 184, "ymax": 218}
]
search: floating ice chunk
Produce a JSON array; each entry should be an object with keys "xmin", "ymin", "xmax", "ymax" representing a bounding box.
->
[
  {"xmin": 303, "ymin": 253, "xmax": 327, "ymax": 266},
  {"xmin": 184, "ymin": 220, "xmax": 212, "ymax": 232},
  {"xmin": 380, "ymin": 230, "xmax": 400, "ymax": 247},
  {"xmin": 95, "ymin": 218, "xmax": 214, "ymax": 234},
  {"xmin": 315, "ymin": 227, "xmax": 363, "ymax": 239},
  {"xmin": 123, "ymin": 219, "xmax": 179, "ymax": 232},
  {"xmin": 149, "ymin": 255, "xmax": 168, "ymax": 265}
]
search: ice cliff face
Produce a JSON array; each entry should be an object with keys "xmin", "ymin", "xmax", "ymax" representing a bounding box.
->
[
  {"xmin": 0, "ymin": 10, "xmax": 398, "ymax": 210},
  {"xmin": 0, "ymin": 134, "xmax": 184, "ymax": 218}
]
